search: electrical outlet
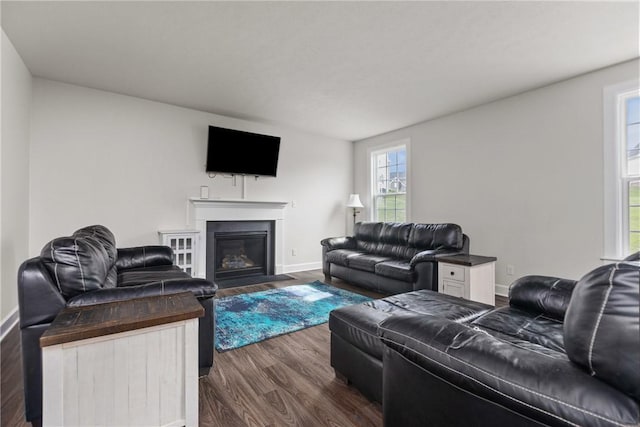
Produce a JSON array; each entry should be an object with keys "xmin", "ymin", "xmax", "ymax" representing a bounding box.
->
[
  {"xmin": 291, "ymin": 200, "xmax": 297, "ymax": 208},
  {"xmin": 292, "ymin": 248, "xmax": 297, "ymax": 256},
  {"xmin": 506, "ymin": 265, "xmax": 515, "ymax": 276}
]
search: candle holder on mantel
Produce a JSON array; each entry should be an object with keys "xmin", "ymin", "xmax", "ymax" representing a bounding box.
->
[{"xmin": 346, "ymin": 194, "xmax": 364, "ymax": 226}]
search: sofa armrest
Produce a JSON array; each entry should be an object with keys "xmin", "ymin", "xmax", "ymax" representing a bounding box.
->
[
  {"xmin": 18, "ymin": 258, "xmax": 67, "ymax": 328},
  {"xmin": 409, "ymin": 248, "xmax": 466, "ymax": 267},
  {"xmin": 116, "ymin": 246, "xmax": 174, "ymax": 271},
  {"xmin": 320, "ymin": 236, "xmax": 356, "ymax": 251},
  {"xmin": 409, "ymin": 250, "xmax": 439, "ymax": 266},
  {"xmin": 378, "ymin": 314, "xmax": 639, "ymax": 427},
  {"xmin": 623, "ymin": 250, "xmax": 640, "ymax": 262},
  {"xmin": 461, "ymin": 233, "xmax": 470, "ymax": 254},
  {"xmin": 66, "ymin": 278, "xmax": 217, "ymax": 307},
  {"xmin": 508, "ymin": 275, "xmax": 576, "ymax": 321}
]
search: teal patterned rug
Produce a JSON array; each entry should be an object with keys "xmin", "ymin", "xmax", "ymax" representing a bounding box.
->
[{"xmin": 215, "ymin": 281, "xmax": 371, "ymax": 351}]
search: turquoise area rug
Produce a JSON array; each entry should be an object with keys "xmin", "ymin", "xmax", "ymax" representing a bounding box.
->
[{"xmin": 215, "ymin": 281, "xmax": 371, "ymax": 351}]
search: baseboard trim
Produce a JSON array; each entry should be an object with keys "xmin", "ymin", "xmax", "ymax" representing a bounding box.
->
[
  {"xmin": 1, "ymin": 307, "xmax": 19, "ymax": 342},
  {"xmin": 283, "ymin": 261, "xmax": 322, "ymax": 274},
  {"xmin": 495, "ymin": 283, "xmax": 509, "ymax": 297}
]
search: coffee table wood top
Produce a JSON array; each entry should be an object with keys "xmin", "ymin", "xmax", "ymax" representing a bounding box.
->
[{"xmin": 40, "ymin": 292, "xmax": 203, "ymax": 347}]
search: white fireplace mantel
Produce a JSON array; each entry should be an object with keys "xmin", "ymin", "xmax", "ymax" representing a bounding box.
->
[{"xmin": 188, "ymin": 198, "xmax": 288, "ymax": 278}]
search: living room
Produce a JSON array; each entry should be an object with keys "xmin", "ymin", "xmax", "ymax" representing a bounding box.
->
[{"xmin": 1, "ymin": 2, "xmax": 639, "ymax": 427}]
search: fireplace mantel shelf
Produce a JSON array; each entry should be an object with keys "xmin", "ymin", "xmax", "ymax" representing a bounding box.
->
[{"xmin": 189, "ymin": 198, "xmax": 288, "ymax": 209}]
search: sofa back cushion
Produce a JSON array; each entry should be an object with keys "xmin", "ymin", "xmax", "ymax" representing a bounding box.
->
[
  {"xmin": 354, "ymin": 222, "xmax": 384, "ymax": 254},
  {"xmin": 355, "ymin": 222, "xmax": 414, "ymax": 258},
  {"xmin": 564, "ymin": 261, "xmax": 640, "ymax": 400},
  {"xmin": 408, "ymin": 223, "xmax": 463, "ymax": 253},
  {"xmin": 354, "ymin": 222, "xmax": 464, "ymax": 259},
  {"xmin": 73, "ymin": 225, "xmax": 117, "ymax": 288},
  {"xmin": 40, "ymin": 235, "xmax": 111, "ymax": 300},
  {"xmin": 376, "ymin": 223, "xmax": 413, "ymax": 258}
]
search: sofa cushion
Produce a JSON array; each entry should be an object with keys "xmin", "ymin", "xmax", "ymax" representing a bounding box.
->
[
  {"xmin": 383, "ymin": 290, "xmax": 492, "ymax": 322},
  {"xmin": 40, "ymin": 236, "xmax": 110, "ymax": 300},
  {"xmin": 73, "ymin": 225, "xmax": 118, "ymax": 288},
  {"xmin": 376, "ymin": 223, "xmax": 413, "ymax": 259},
  {"xmin": 375, "ymin": 260, "xmax": 414, "ymax": 282},
  {"xmin": 380, "ymin": 222, "xmax": 412, "ymax": 244},
  {"xmin": 69, "ymin": 277, "xmax": 217, "ymax": 306},
  {"xmin": 117, "ymin": 265, "xmax": 191, "ymax": 287},
  {"xmin": 408, "ymin": 223, "xmax": 463, "ymax": 251},
  {"xmin": 471, "ymin": 306, "xmax": 566, "ymax": 353},
  {"xmin": 347, "ymin": 254, "xmax": 394, "ymax": 272},
  {"xmin": 326, "ymin": 249, "xmax": 364, "ymax": 267},
  {"xmin": 354, "ymin": 222, "xmax": 384, "ymax": 254},
  {"xmin": 330, "ymin": 290, "xmax": 492, "ymax": 360},
  {"xmin": 564, "ymin": 261, "xmax": 640, "ymax": 400},
  {"xmin": 116, "ymin": 246, "xmax": 174, "ymax": 270}
]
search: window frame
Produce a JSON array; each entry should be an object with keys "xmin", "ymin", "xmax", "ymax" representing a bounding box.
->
[
  {"xmin": 368, "ymin": 139, "xmax": 410, "ymax": 222},
  {"xmin": 603, "ymin": 81, "xmax": 640, "ymax": 260}
]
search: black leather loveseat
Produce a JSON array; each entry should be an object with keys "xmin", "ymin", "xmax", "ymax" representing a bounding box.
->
[
  {"xmin": 379, "ymin": 256, "xmax": 639, "ymax": 426},
  {"xmin": 17, "ymin": 225, "xmax": 218, "ymax": 425},
  {"xmin": 322, "ymin": 222, "xmax": 469, "ymax": 295}
]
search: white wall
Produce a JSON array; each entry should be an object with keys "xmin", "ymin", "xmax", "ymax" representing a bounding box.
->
[
  {"xmin": 1, "ymin": 30, "xmax": 32, "ymax": 324},
  {"xmin": 355, "ymin": 59, "xmax": 639, "ymax": 289},
  {"xmin": 30, "ymin": 79, "xmax": 352, "ymax": 271}
]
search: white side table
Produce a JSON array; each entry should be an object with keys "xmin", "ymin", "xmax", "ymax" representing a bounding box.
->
[
  {"xmin": 437, "ymin": 254, "xmax": 497, "ymax": 305},
  {"xmin": 40, "ymin": 292, "xmax": 202, "ymax": 427}
]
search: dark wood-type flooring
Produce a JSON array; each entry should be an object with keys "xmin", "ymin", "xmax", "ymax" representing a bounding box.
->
[{"xmin": 1, "ymin": 270, "xmax": 508, "ymax": 427}]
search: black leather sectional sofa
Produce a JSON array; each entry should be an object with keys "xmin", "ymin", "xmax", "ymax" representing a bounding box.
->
[
  {"xmin": 330, "ymin": 254, "xmax": 639, "ymax": 426},
  {"xmin": 322, "ymin": 222, "xmax": 469, "ymax": 294},
  {"xmin": 17, "ymin": 225, "xmax": 218, "ymax": 425}
]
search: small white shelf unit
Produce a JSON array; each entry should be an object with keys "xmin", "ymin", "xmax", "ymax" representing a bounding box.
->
[{"xmin": 158, "ymin": 230, "xmax": 200, "ymax": 276}]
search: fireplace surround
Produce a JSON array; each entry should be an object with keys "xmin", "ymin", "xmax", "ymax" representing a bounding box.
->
[{"xmin": 189, "ymin": 198, "xmax": 287, "ymax": 280}]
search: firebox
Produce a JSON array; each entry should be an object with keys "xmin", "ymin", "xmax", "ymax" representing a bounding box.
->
[{"xmin": 206, "ymin": 220, "xmax": 274, "ymax": 287}]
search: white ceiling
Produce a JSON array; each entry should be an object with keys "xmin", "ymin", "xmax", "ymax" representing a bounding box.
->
[{"xmin": 2, "ymin": 1, "xmax": 638, "ymax": 141}]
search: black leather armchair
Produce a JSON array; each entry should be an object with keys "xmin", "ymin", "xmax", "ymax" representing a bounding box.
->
[
  {"xmin": 17, "ymin": 225, "xmax": 217, "ymax": 425},
  {"xmin": 379, "ymin": 257, "xmax": 640, "ymax": 426},
  {"xmin": 322, "ymin": 222, "xmax": 469, "ymax": 294}
]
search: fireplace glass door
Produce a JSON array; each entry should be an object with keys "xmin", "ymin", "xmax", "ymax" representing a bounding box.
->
[{"xmin": 214, "ymin": 232, "xmax": 267, "ymax": 280}]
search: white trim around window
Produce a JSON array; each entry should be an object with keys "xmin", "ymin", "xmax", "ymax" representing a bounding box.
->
[
  {"xmin": 603, "ymin": 80, "xmax": 640, "ymax": 260},
  {"xmin": 367, "ymin": 138, "xmax": 411, "ymax": 222}
]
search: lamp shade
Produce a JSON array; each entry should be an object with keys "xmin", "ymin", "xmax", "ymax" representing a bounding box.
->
[{"xmin": 346, "ymin": 194, "xmax": 364, "ymax": 208}]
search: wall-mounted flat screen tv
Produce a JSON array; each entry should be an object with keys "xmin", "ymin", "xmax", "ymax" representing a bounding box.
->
[{"xmin": 206, "ymin": 126, "xmax": 281, "ymax": 177}]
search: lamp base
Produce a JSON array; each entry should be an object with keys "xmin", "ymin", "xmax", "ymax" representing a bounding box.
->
[{"xmin": 352, "ymin": 208, "xmax": 360, "ymax": 226}]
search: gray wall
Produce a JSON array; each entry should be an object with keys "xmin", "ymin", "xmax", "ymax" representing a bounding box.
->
[
  {"xmin": 1, "ymin": 31, "xmax": 32, "ymax": 324},
  {"xmin": 29, "ymin": 79, "xmax": 353, "ymax": 272},
  {"xmin": 354, "ymin": 59, "xmax": 639, "ymax": 291}
]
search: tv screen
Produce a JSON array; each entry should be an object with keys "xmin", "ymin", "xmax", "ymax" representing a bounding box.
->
[{"xmin": 206, "ymin": 126, "xmax": 281, "ymax": 177}]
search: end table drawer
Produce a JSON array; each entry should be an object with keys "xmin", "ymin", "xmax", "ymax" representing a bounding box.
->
[
  {"xmin": 441, "ymin": 264, "xmax": 465, "ymax": 282},
  {"xmin": 441, "ymin": 280, "xmax": 465, "ymax": 298}
]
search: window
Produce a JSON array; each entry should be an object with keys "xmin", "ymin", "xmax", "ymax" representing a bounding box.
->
[
  {"xmin": 371, "ymin": 144, "xmax": 407, "ymax": 222},
  {"xmin": 624, "ymin": 96, "xmax": 640, "ymax": 253},
  {"xmin": 604, "ymin": 82, "xmax": 640, "ymax": 259}
]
